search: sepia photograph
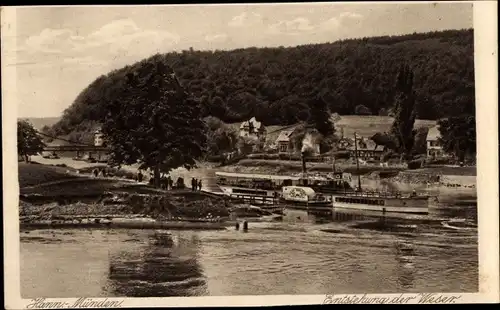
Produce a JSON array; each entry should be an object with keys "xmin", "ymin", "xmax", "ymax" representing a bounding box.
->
[{"xmin": 2, "ymin": 1, "xmax": 498, "ymax": 307}]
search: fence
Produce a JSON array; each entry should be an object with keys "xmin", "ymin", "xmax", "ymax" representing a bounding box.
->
[{"xmin": 228, "ymin": 194, "xmax": 278, "ymax": 205}]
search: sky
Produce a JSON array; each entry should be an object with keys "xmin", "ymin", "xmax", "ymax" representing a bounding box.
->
[{"xmin": 2, "ymin": 2, "xmax": 473, "ymax": 118}]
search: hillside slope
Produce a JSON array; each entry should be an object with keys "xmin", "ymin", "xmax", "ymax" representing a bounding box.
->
[
  {"xmin": 20, "ymin": 117, "xmax": 61, "ymax": 131},
  {"xmin": 47, "ymin": 29, "xmax": 474, "ymax": 143}
]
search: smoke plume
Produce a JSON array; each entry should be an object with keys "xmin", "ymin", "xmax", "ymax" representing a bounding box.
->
[{"xmin": 301, "ymin": 133, "xmax": 315, "ymax": 154}]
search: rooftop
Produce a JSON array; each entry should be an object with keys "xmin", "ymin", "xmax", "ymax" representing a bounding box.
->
[
  {"xmin": 426, "ymin": 125, "xmax": 441, "ymax": 141},
  {"xmin": 276, "ymin": 129, "xmax": 295, "ymax": 142},
  {"xmin": 345, "ymin": 137, "xmax": 385, "ymax": 152},
  {"xmin": 240, "ymin": 117, "xmax": 264, "ymax": 131}
]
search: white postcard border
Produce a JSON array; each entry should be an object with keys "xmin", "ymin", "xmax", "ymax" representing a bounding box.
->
[{"xmin": 2, "ymin": 1, "xmax": 498, "ymax": 307}]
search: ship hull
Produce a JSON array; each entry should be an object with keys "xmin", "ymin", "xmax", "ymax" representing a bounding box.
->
[
  {"xmin": 332, "ymin": 203, "xmax": 428, "ymax": 214},
  {"xmin": 331, "ymin": 194, "xmax": 429, "ymax": 215}
]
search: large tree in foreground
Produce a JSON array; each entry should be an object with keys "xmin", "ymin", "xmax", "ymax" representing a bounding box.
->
[
  {"xmin": 438, "ymin": 115, "xmax": 476, "ymax": 162},
  {"xmin": 390, "ymin": 64, "xmax": 417, "ymax": 159},
  {"xmin": 17, "ymin": 120, "xmax": 45, "ymax": 162},
  {"xmin": 102, "ymin": 55, "xmax": 207, "ymax": 187}
]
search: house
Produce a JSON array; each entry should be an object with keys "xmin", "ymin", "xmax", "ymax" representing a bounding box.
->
[
  {"xmin": 94, "ymin": 128, "xmax": 105, "ymax": 147},
  {"xmin": 93, "ymin": 128, "xmax": 109, "ymax": 162},
  {"xmin": 276, "ymin": 129, "xmax": 295, "ymax": 154},
  {"xmin": 346, "ymin": 136, "xmax": 385, "ymax": 161},
  {"xmin": 426, "ymin": 125, "xmax": 446, "ymax": 159},
  {"xmin": 239, "ymin": 117, "xmax": 266, "ymax": 140}
]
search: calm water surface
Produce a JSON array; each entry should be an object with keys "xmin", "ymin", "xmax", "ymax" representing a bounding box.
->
[
  {"xmin": 20, "ymin": 167, "xmax": 478, "ymax": 297},
  {"xmin": 21, "ymin": 213, "xmax": 477, "ymax": 298}
]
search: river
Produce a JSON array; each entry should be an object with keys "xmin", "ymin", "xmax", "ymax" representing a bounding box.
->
[{"xmin": 20, "ymin": 167, "xmax": 478, "ymax": 297}]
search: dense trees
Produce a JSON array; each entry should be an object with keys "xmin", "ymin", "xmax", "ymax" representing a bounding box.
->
[
  {"xmin": 438, "ymin": 115, "xmax": 476, "ymax": 162},
  {"xmin": 44, "ymin": 29, "xmax": 476, "ymax": 161},
  {"xmin": 48, "ymin": 29, "xmax": 474, "ymax": 144},
  {"xmin": 101, "ymin": 55, "xmax": 207, "ymax": 187},
  {"xmin": 17, "ymin": 120, "xmax": 45, "ymax": 162},
  {"xmin": 205, "ymin": 116, "xmax": 239, "ymax": 157}
]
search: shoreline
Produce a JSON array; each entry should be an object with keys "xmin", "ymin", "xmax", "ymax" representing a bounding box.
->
[
  {"xmin": 219, "ymin": 161, "xmax": 477, "ymax": 195},
  {"xmin": 18, "ymin": 158, "xmax": 477, "ymax": 232},
  {"xmin": 20, "ymin": 218, "xmax": 229, "ymax": 230}
]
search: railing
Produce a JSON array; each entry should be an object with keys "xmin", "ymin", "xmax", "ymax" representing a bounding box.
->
[
  {"xmin": 340, "ymin": 190, "xmax": 429, "ymax": 199},
  {"xmin": 229, "ymin": 194, "xmax": 278, "ymax": 205},
  {"xmin": 217, "ymin": 181, "xmax": 282, "ymax": 191}
]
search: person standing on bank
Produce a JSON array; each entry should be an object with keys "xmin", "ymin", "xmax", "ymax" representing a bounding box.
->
[
  {"xmin": 198, "ymin": 179, "xmax": 202, "ymax": 191},
  {"xmin": 166, "ymin": 175, "xmax": 172, "ymax": 190},
  {"xmin": 191, "ymin": 178, "xmax": 196, "ymax": 191}
]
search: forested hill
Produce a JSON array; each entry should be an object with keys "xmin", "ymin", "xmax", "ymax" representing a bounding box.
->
[{"xmin": 48, "ymin": 29, "xmax": 474, "ymax": 142}]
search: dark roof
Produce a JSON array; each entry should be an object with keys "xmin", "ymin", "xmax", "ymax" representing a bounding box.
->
[{"xmin": 346, "ymin": 138, "xmax": 385, "ymax": 152}]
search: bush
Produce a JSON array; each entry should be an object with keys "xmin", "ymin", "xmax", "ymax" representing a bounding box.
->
[
  {"xmin": 355, "ymin": 104, "xmax": 372, "ymax": 115},
  {"xmin": 264, "ymin": 148, "xmax": 279, "ymax": 154},
  {"xmin": 333, "ymin": 151, "xmax": 351, "ymax": 160},
  {"xmin": 206, "ymin": 155, "xmax": 225, "ymax": 162},
  {"xmin": 378, "ymin": 108, "xmax": 389, "ymax": 116},
  {"xmin": 408, "ymin": 159, "xmax": 425, "ymax": 170},
  {"xmin": 426, "ymin": 158, "xmax": 455, "ymax": 165},
  {"xmin": 381, "ymin": 151, "xmax": 399, "ymax": 162},
  {"xmin": 247, "ymin": 153, "xmax": 279, "ymax": 160}
]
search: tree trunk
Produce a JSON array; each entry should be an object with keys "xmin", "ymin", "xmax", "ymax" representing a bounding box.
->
[
  {"xmin": 24, "ymin": 154, "xmax": 29, "ymax": 163},
  {"xmin": 154, "ymin": 163, "xmax": 161, "ymax": 188}
]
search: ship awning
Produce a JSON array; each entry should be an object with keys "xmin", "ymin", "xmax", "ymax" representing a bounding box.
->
[{"xmin": 215, "ymin": 171, "xmax": 301, "ymax": 181}]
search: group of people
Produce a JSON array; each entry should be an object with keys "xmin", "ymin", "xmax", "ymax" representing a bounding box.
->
[
  {"xmin": 136, "ymin": 170, "xmax": 202, "ymax": 191},
  {"xmin": 191, "ymin": 178, "xmax": 203, "ymax": 191},
  {"xmin": 160, "ymin": 174, "xmax": 175, "ymax": 190},
  {"xmin": 146, "ymin": 172, "xmax": 176, "ymax": 190},
  {"xmin": 92, "ymin": 167, "xmax": 110, "ymax": 178}
]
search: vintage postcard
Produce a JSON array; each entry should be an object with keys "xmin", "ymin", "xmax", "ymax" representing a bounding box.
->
[{"xmin": 2, "ymin": 1, "xmax": 498, "ymax": 308}]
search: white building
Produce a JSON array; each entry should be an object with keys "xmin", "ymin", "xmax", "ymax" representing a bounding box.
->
[
  {"xmin": 239, "ymin": 117, "xmax": 266, "ymax": 140},
  {"xmin": 426, "ymin": 125, "xmax": 445, "ymax": 158},
  {"xmin": 94, "ymin": 128, "xmax": 105, "ymax": 147}
]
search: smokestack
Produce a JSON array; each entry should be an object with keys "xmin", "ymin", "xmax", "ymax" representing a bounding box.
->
[{"xmin": 301, "ymin": 151, "xmax": 307, "ymax": 177}]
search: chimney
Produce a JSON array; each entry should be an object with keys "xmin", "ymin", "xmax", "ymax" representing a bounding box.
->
[{"xmin": 301, "ymin": 151, "xmax": 307, "ymax": 181}]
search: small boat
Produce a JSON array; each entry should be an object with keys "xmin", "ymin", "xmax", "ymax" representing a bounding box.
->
[
  {"xmin": 441, "ymin": 219, "xmax": 477, "ymax": 231},
  {"xmin": 279, "ymin": 185, "xmax": 332, "ymax": 211}
]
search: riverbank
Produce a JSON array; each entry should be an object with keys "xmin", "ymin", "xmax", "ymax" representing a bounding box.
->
[
  {"xmin": 219, "ymin": 159, "xmax": 476, "ymax": 176},
  {"xmin": 19, "ymin": 162, "xmax": 232, "ymax": 229},
  {"xmin": 220, "ymin": 159, "xmax": 406, "ymax": 175},
  {"xmin": 218, "ymin": 159, "xmax": 476, "ymax": 192}
]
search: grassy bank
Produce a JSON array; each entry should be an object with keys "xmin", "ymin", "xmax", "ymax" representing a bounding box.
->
[
  {"xmin": 19, "ymin": 162, "xmax": 79, "ymax": 187},
  {"xmin": 18, "ymin": 163, "xmax": 232, "ymax": 226}
]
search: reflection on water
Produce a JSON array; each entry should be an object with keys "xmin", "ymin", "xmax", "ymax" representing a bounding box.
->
[
  {"xmin": 21, "ymin": 207, "xmax": 478, "ymax": 297},
  {"xmin": 104, "ymin": 232, "xmax": 207, "ymax": 297},
  {"xmin": 394, "ymin": 241, "xmax": 416, "ymax": 290}
]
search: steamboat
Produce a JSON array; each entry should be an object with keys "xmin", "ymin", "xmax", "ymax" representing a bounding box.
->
[{"xmin": 215, "ymin": 133, "xmax": 431, "ymax": 215}]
